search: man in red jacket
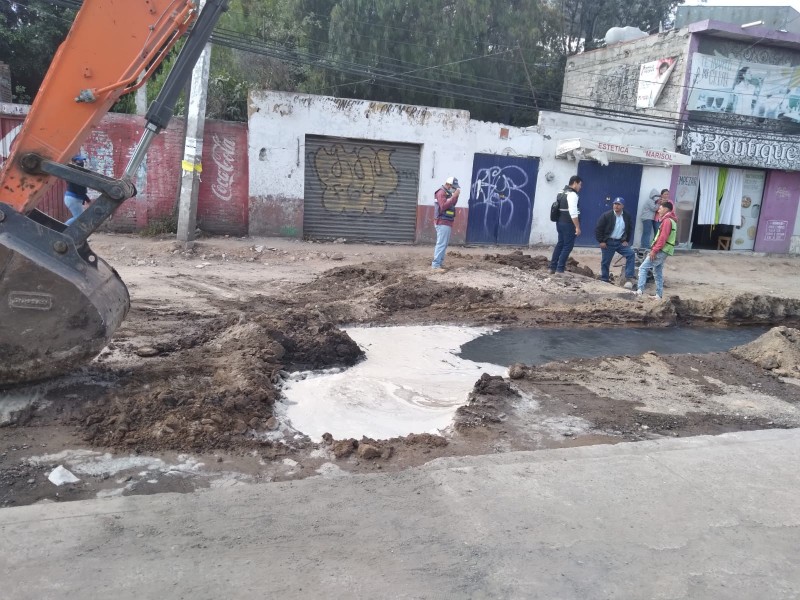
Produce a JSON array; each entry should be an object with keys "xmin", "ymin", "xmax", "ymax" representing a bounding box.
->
[
  {"xmin": 635, "ymin": 201, "xmax": 678, "ymax": 300},
  {"xmin": 431, "ymin": 176, "xmax": 461, "ymax": 271}
]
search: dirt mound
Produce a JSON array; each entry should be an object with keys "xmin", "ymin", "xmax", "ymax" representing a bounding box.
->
[
  {"xmin": 314, "ymin": 265, "xmax": 392, "ymax": 288},
  {"xmin": 377, "ymin": 280, "xmax": 500, "ymax": 312},
  {"xmin": 320, "ymin": 432, "xmax": 448, "ymax": 460},
  {"xmin": 674, "ymin": 295, "xmax": 800, "ymax": 324},
  {"xmin": 78, "ymin": 310, "xmax": 363, "ymax": 452},
  {"xmin": 484, "ymin": 251, "xmax": 594, "ymax": 278},
  {"xmin": 729, "ymin": 326, "xmax": 800, "ymax": 376}
]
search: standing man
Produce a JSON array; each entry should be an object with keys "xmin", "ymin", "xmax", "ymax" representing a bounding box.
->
[
  {"xmin": 595, "ymin": 196, "xmax": 635, "ymax": 288},
  {"xmin": 63, "ymin": 154, "xmax": 90, "ymax": 226},
  {"xmin": 639, "ymin": 188, "xmax": 661, "ymax": 248},
  {"xmin": 431, "ymin": 176, "xmax": 461, "ymax": 271},
  {"xmin": 549, "ymin": 175, "xmax": 582, "ymax": 274},
  {"xmin": 635, "ymin": 200, "xmax": 677, "ymax": 300}
]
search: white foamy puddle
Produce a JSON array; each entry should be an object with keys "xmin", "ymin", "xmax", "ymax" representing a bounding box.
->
[{"xmin": 280, "ymin": 325, "xmax": 507, "ymax": 441}]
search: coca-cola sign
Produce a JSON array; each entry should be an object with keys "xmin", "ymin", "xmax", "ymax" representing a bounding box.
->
[{"xmin": 210, "ymin": 134, "xmax": 236, "ymax": 202}]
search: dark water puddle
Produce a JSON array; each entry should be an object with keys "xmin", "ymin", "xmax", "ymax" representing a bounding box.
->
[{"xmin": 459, "ymin": 326, "xmax": 770, "ymax": 368}]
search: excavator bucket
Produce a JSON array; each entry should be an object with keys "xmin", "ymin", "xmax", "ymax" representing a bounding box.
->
[
  {"xmin": 0, "ymin": 208, "xmax": 129, "ymax": 386},
  {"xmin": 0, "ymin": 0, "xmax": 228, "ymax": 386}
]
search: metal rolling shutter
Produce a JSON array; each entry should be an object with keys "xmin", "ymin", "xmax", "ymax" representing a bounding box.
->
[{"xmin": 303, "ymin": 135, "xmax": 420, "ymax": 242}]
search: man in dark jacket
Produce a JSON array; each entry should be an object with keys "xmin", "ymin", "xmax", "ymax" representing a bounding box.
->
[
  {"xmin": 63, "ymin": 154, "xmax": 91, "ymax": 226},
  {"xmin": 594, "ymin": 196, "xmax": 635, "ymax": 287}
]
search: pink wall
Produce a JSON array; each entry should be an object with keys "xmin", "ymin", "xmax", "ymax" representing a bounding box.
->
[
  {"xmin": 416, "ymin": 205, "xmax": 468, "ymax": 244},
  {"xmin": 755, "ymin": 171, "xmax": 800, "ymax": 253}
]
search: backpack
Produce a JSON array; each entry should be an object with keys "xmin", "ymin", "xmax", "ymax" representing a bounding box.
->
[{"xmin": 550, "ymin": 190, "xmax": 567, "ymax": 222}]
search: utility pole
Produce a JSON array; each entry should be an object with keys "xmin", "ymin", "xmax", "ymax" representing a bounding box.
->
[
  {"xmin": 135, "ymin": 76, "xmax": 147, "ymax": 116},
  {"xmin": 176, "ymin": 0, "xmax": 211, "ymax": 242}
]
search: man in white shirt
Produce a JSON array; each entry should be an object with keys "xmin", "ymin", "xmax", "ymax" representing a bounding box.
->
[{"xmin": 549, "ymin": 175, "xmax": 582, "ymax": 274}]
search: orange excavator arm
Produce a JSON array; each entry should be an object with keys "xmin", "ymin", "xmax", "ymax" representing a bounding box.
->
[
  {"xmin": 0, "ymin": 0, "xmax": 228, "ymax": 387},
  {"xmin": 1, "ymin": 0, "xmax": 196, "ymax": 213}
]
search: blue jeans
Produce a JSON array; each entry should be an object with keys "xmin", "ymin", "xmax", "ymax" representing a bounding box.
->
[
  {"xmin": 637, "ymin": 251, "xmax": 668, "ymax": 297},
  {"xmin": 432, "ymin": 224, "xmax": 452, "ymax": 268},
  {"xmin": 640, "ymin": 219, "xmax": 655, "ymax": 248},
  {"xmin": 550, "ymin": 221, "xmax": 576, "ymax": 272},
  {"xmin": 64, "ymin": 193, "xmax": 84, "ymax": 226},
  {"xmin": 600, "ymin": 240, "xmax": 635, "ymax": 282}
]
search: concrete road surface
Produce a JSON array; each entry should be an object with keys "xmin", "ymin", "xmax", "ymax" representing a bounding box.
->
[{"xmin": 2, "ymin": 430, "xmax": 799, "ymax": 599}]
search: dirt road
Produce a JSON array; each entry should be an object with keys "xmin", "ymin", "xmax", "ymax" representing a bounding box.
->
[{"xmin": 2, "ymin": 234, "xmax": 799, "ymax": 507}]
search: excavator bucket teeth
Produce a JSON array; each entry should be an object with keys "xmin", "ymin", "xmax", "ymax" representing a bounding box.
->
[{"xmin": 0, "ymin": 206, "xmax": 129, "ymax": 387}]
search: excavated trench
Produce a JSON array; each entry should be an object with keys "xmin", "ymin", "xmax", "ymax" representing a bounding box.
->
[{"xmin": 1, "ymin": 250, "xmax": 800, "ymax": 507}]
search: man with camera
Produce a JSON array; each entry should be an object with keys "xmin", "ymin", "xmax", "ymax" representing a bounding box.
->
[{"xmin": 431, "ymin": 176, "xmax": 461, "ymax": 271}]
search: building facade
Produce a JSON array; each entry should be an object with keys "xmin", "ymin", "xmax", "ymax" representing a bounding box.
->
[
  {"xmin": 562, "ymin": 20, "xmax": 800, "ymax": 254},
  {"xmin": 247, "ymin": 91, "xmax": 681, "ymax": 248}
]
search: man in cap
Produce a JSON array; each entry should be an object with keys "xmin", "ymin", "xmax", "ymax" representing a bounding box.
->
[
  {"xmin": 63, "ymin": 154, "xmax": 91, "ymax": 226},
  {"xmin": 594, "ymin": 196, "xmax": 635, "ymax": 287},
  {"xmin": 431, "ymin": 176, "xmax": 461, "ymax": 271}
]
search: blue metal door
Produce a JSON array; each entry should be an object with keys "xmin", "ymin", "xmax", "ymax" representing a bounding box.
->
[
  {"xmin": 466, "ymin": 154, "xmax": 539, "ymax": 245},
  {"xmin": 575, "ymin": 161, "xmax": 643, "ymax": 246}
]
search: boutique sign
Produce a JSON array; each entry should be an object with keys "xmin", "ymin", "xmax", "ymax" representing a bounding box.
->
[{"xmin": 684, "ymin": 130, "xmax": 800, "ymax": 170}]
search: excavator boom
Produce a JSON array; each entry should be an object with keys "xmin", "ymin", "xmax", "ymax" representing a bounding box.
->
[{"xmin": 0, "ymin": 0, "xmax": 228, "ymax": 386}]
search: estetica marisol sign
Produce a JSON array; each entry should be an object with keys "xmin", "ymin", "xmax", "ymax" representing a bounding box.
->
[
  {"xmin": 597, "ymin": 142, "xmax": 630, "ymax": 154},
  {"xmin": 556, "ymin": 138, "xmax": 692, "ymax": 165},
  {"xmin": 596, "ymin": 141, "xmax": 687, "ymax": 163}
]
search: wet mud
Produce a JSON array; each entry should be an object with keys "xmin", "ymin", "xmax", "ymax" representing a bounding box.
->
[{"xmin": 2, "ymin": 242, "xmax": 800, "ymax": 507}]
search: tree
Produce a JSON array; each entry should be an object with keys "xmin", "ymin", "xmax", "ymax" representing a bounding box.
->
[
  {"xmin": 557, "ymin": 0, "xmax": 680, "ymax": 53},
  {"xmin": 316, "ymin": 0, "xmax": 563, "ymax": 124},
  {"xmin": 0, "ymin": 1, "xmax": 74, "ymax": 102}
]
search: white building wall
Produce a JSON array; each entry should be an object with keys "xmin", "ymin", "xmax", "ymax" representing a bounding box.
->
[
  {"xmin": 248, "ymin": 91, "xmax": 680, "ymax": 246},
  {"xmin": 534, "ymin": 111, "xmax": 679, "ymax": 245}
]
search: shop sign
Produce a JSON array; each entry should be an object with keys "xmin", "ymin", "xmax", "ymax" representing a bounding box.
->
[{"xmin": 684, "ymin": 130, "xmax": 800, "ymax": 170}]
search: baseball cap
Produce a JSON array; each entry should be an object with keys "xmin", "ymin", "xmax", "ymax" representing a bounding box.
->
[
  {"xmin": 72, "ymin": 154, "xmax": 87, "ymax": 162},
  {"xmin": 612, "ymin": 197, "xmax": 625, "ymax": 206},
  {"xmin": 445, "ymin": 176, "xmax": 460, "ymax": 188}
]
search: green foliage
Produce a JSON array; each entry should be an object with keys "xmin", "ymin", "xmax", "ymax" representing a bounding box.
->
[
  {"xmin": 0, "ymin": 1, "xmax": 74, "ymax": 103},
  {"xmin": 1, "ymin": 0, "xmax": 678, "ymax": 126},
  {"xmin": 558, "ymin": 0, "xmax": 680, "ymax": 52},
  {"xmin": 139, "ymin": 215, "xmax": 178, "ymax": 237},
  {"xmin": 314, "ymin": 0, "xmax": 565, "ymax": 124}
]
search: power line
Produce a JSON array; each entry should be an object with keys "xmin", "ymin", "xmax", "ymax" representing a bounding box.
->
[{"xmin": 20, "ymin": 0, "xmax": 800, "ymax": 142}]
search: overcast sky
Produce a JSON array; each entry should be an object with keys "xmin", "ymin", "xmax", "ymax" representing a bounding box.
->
[{"xmin": 680, "ymin": 0, "xmax": 800, "ymax": 12}]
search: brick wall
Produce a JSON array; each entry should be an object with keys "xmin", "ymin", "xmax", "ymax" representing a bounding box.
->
[
  {"xmin": 197, "ymin": 120, "xmax": 248, "ymax": 236},
  {"xmin": 1, "ymin": 107, "xmax": 249, "ymax": 233}
]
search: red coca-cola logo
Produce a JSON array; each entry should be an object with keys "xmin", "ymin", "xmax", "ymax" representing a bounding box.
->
[{"xmin": 211, "ymin": 134, "xmax": 236, "ymax": 202}]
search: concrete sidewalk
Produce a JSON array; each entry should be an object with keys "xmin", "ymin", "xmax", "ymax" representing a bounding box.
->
[{"xmin": 2, "ymin": 430, "xmax": 799, "ymax": 599}]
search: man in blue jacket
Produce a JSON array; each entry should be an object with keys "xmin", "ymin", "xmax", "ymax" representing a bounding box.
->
[
  {"xmin": 63, "ymin": 154, "xmax": 90, "ymax": 226},
  {"xmin": 594, "ymin": 196, "xmax": 635, "ymax": 287}
]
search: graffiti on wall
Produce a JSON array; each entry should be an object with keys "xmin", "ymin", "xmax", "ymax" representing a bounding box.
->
[
  {"xmin": 590, "ymin": 64, "xmax": 638, "ymax": 108},
  {"xmin": 312, "ymin": 144, "xmax": 399, "ymax": 213},
  {"xmin": 470, "ymin": 164, "xmax": 531, "ymax": 236},
  {"xmin": 211, "ymin": 134, "xmax": 236, "ymax": 202}
]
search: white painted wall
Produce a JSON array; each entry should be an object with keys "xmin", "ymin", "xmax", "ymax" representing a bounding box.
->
[
  {"xmin": 535, "ymin": 112, "xmax": 679, "ymax": 246},
  {"xmin": 248, "ymin": 91, "xmax": 679, "ymax": 247},
  {"xmin": 249, "ymin": 91, "xmax": 542, "ymax": 207}
]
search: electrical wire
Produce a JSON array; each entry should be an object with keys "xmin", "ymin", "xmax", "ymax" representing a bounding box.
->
[{"xmin": 15, "ymin": 0, "xmax": 800, "ymax": 142}]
